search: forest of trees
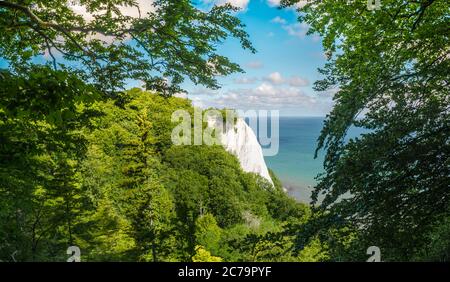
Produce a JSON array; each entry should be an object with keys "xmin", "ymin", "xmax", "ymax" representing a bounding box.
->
[
  {"xmin": 0, "ymin": 0, "xmax": 448, "ymax": 262},
  {"xmin": 1, "ymin": 84, "xmax": 322, "ymax": 261}
]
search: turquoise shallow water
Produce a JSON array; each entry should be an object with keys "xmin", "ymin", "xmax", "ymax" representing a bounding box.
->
[
  {"xmin": 262, "ymin": 117, "xmax": 325, "ymax": 203},
  {"xmin": 259, "ymin": 117, "xmax": 365, "ymax": 203}
]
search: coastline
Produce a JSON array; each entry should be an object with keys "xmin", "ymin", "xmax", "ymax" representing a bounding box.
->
[{"xmin": 280, "ymin": 179, "xmax": 315, "ymax": 204}]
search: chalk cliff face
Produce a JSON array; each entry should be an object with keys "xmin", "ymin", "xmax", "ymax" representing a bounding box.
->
[{"xmin": 207, "ymin": 117, "xmax": 273, "ymax": 185}]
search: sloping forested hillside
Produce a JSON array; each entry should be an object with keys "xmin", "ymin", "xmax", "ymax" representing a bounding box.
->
[{"xmin": 0, "ymin": 69, "xmax": 327, "ymax": 261}]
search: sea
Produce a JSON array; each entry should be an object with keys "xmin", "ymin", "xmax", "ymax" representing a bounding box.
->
[{"xmin": 258, "ymin": 117, "xmax": 365, "ymax": 204}]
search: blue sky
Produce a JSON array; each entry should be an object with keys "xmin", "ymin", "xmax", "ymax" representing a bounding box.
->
[
  {"xmin": 181, "ymin": 0, "xmax": 334, "ymax": 117},
  {"xmin": 0, "ymin": 0, "xmax": 334, "ymax": 117}
]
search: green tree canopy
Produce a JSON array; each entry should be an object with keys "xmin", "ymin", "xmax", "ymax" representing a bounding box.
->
[
  {"xmin": 0, "ymin": 0, "xmax": 255, "ymax": 95},
  {"xmin": 282, "ymin": 0, "xmax": 449, "ymax": 260}
]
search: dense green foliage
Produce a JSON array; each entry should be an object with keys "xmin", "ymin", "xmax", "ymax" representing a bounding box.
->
[
  {"xmin": 282, "ymin": 0, "xmax": 449, "ymax": 261},
  {"xmin": 0, "ymin": 66, "xmax": 100, "ymax": 261},
  {"xmin": 0, "ymin": 82, "xmax": 326, "ymax": 261},
  {"xmin": 0, "ymin": 0, "xmax": 254, "ymax": 95},
  {"xmin": 0, "ymin": 0, "xmax": 330, "ymax": 262}
]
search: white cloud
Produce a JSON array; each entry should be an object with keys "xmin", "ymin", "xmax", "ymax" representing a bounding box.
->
[
  {"xmin": 190, "ymin": 87, "xmax": 220, "ymax": 96},
  {"xmin": 265, "ymin": 72, "xmax": 284, "ymax": 84},
  {"xmin": 234, "ymin": 76, "xmax": 258, "ymax": 84},
  {"xmin": 269, "ymin": 11, "xmax": 316, "ymax": 40},
  {"xmin": 288, "ymin": 76, "xmax": 309, "ymax": 87},
  {"xmin": 191, "ymin": 96, "xmax": 206, "ymax": 108},
  {"xmin": 117, "ymin": 0, "xmax": 155, "ymax": 18},
  {"xmin": 203, "ymin": 0, "xmax": 250, "ymax": 10},
  {"xmin": 174, "ymin": 92, "xmax": 188, "ymax": 99},
  {"xmin": 264, "ymin": 72, "xmax": 309, "ymax": 86},
  {"xmin": 267, "ymin": 0, "xmax": 309, "ymax": 9},
  {"xmin": 69, "ymin": 1, "xmax": 156, "ymax": 43},
  {"xmin": 225, "ymin": 0, "xmax": 250, "ymax": 9},
  {"xmin": 231, "ymin": 72, "xmax": 309, "ymax": 88},
  {"xmin": 70, "ymin": 0, "xmax": 156, "ymax": 22},
  {"xmin": 311, "ymin": 33, "xmax": 321, "ymax": 42},
  {"xmin": 318, "ymin": 87, "xmax": 339, "ymax": 98},
  {"xmin": 246, "ymin": 60, "xmax": 264, "ymax": 69},
  {"xmin": 267, "ymin": 0, "xmax": 281, "ymax": 7},
  {"xmin": 282, "ymin": 22, "xmax": 310, "ymax": 38},
  {"xmin": 197, "ymin": 82, "xmax": 332, "ymax": 115},
  {"xmin": 271, "ymin": 16, "xmax": 287, "ymax": 25}
]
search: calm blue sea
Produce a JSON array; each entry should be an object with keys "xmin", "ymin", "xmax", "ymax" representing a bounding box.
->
[{"xmin": 259, "ymin": 117, "xmax": 365, "ymax": 203}]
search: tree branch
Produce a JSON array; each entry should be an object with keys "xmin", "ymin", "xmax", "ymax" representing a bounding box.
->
[{"xmin": 411, "ymin": 0, "xmax": 435, "ymax": 31}]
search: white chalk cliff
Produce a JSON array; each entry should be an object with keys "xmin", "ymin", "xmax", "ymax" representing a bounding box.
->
[{"xmin": 207, "ymin": 117, "xmax": 273, "ymax": 185}]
